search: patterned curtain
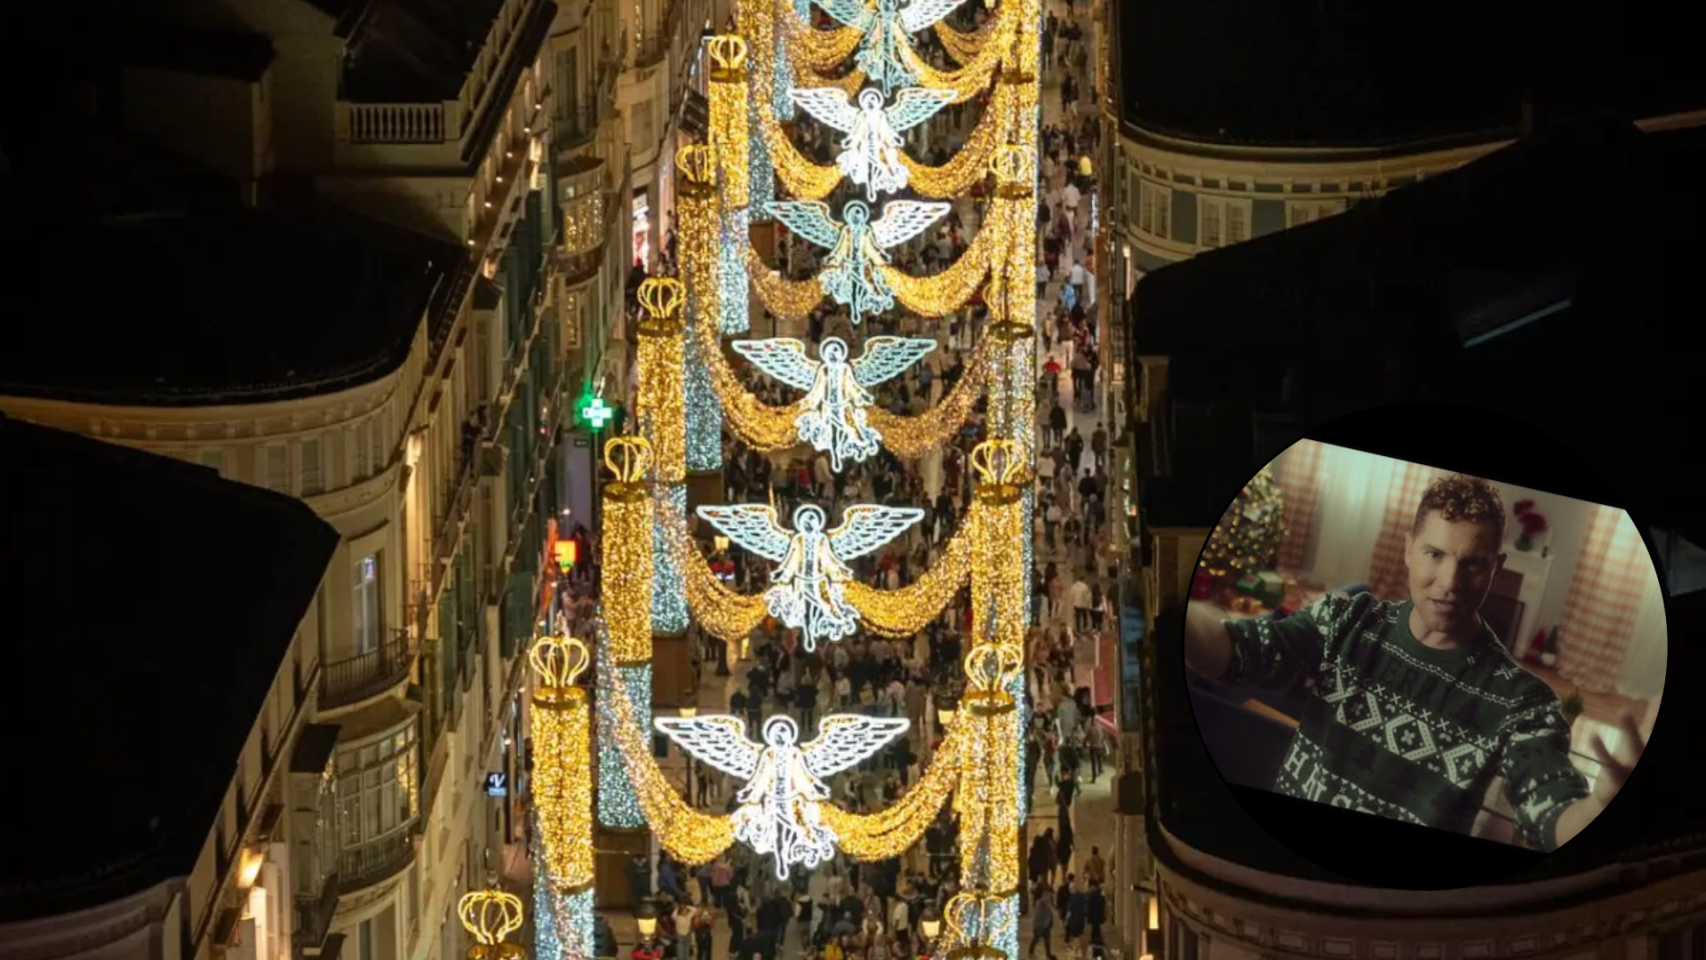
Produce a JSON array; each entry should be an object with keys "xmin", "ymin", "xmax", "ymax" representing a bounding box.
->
[
  {"xmin": 1364, "ymin": 460, "xmax": 1449, "ymax": 601},
  {"xmin": 1558, "ymin": 506, "xmax": 1664, "ymax": 695},
  {"xmin": 1266, "ymin": 439, "xmax": 1325, "ymax": 572}
]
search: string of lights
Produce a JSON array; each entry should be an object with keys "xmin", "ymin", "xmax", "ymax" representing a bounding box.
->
[
  {"xmin": 529, "ymin": 636, "xmax": 595, "ymax": 892},
  {"xmin": 876, "ymin": 218, "xmax": 998, "ymax": 317},
  {"xmin": 708, "ymin": 42, "xmax": 751, "ymax": 210},
  {"xmin": 653, "ymin": 483, "xmax": 691, "ymax": 633},
  {"xmin": 843, "ymin": 522, "xmax": 972, "ymax": 635},
  {"xmin": 742, "ymin": 0, "xmax": 845, "ymax": 200},
  {"xmin": 689, "ymin": 312, "xmax": 804, "ymax": 451},
  {"xmin": 601, "ymin": 474, "xmax": 654, "ymax": 664},
  {"xmin": 718, "ymin": 207, "xmax": 753, "ymax": 334},
  {"xmin": 818, "ymin": 721, "xmax": 964, "ymax": 860},
  {"xmin": 933, "ymin": 18, "xmax": 990, "ymax": 64},
  {"xmin": 783, "ymin": 13, "xmax": 865, "ymax": 70},
  {"xmin": 863, "ymin": 343, "xmax": 992, "ymax": 459},
  {"xmin": 595, "ymin": 624, "xmax": 737, "ymax": 864},
  {"xmin": 596, "ymin": 659, "xmax": 649, "ymax": 828},
  {"xmin": 743, "ymin": 245, "xmax": 827, "ymax": 320},
  {"xmin": 685, "ymin": 333, "xmax": 724, "ymax": 472}
]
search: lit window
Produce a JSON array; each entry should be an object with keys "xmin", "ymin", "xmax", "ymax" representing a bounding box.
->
[
  {"xmin": 353, "ymin": 553, "xmax": 382, "ymax": 655},
  {"xmin": 1198, "ymin": 196, "xmax": 1250, "ymax": 249}
]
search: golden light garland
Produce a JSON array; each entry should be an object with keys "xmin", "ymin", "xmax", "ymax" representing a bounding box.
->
[
  {"xmin": 953, "ymin": 645, "xmax": 1023, "ymax": 893},
  {"xmin": 863, "ymin": 343, "xmax": 992, "ymax": 460},
  {"xmin": 900, "ymin": 21, "xmax": 1004, "ymax": 103},
  {"xmin": 708, "ymin": 36, "xmax": 751, "ymax": 210},
  {"xmin": 784, "ymin": 15, "xmax": 865, "ymax": 71},
  {"xmin": 844, "ymin": 520, "xmax": 973, "ymax": 635},
  {"xmin": 743, "ymin": 245, "xmax": 826, "ymax": 320},
  {"xmin": 934, "ymin": 18, "xmax": 991, "ymax": 65},
  {"xmin": 664, "ymin": 489, "xmax": 772, "ymax": 642},
  {"xmin": 602, "ymin": 436, "xmax": 656, "ymax": 662},
  {"xmin": 819, "ymin": 721, "xmax": 965, "ymax": 860},
  {"xmin": 741, "ymin": 0, "xmax": 845, "ymax": 200},
  {"xmin": 530, "ymin": 636, "xmax": 595, "ymax": 892},
  {"xmin": 598, "ymin": 627, "xmax": 737, "ymax": 864},
  {"xmin": 689, "ymin": 303, "xmax": 806, "ymax": 451},
  {"xmin": 879, "ymin": 226, "xmax": 995, "ymax": 318},
  {"xmin": 636, "ymin": 277, "xmax": 687, "ymax": 484}
]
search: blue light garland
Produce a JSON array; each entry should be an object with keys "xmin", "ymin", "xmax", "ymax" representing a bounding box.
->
[
  {"xmin": 718, "ymin": 207, "xmax": 752, "ymax": 335},
  {"xmin": 749, "ymin": 106, "xmax": 774, "ymax": 221},
  {"xmin": 652, "ymin": 484, "xmax": 690, "ymax": 633},
  {"xmin": 597, "ymin": 662, "xmax": 650, "ymax": 827},
  {"xmin": 685, "ymin": 336, "xmax": 723, "ymax": 470}
]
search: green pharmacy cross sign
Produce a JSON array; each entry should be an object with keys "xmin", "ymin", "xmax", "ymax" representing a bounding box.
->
[{"xmin": 575, "ymin": 393, "xmax": 613, "ymax": 430}]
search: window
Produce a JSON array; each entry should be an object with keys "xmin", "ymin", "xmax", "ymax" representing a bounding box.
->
[
  {"xmin": 1198, "ymin": 197, "xmax": 1250, "ymax": 249},
  {"xmin": 301, "ymin": 437, "xmax": 323, "ymax": 495},
  {"xmin": 632, "ymin": 96, "xmax": 655, "ymax": 151},
  {"xmin": 354, "ymin": 553, "xmax": 382, "ymax": 655},
  {"xmin": 1139, "ymin": 181, "xmax": 1171, "ymax": 238},
  {"xmin": 359, "ymin": 918, "xmax": 374, "ymax": 960},
  {"xmin": 1287, "ymin": 199, "xmax": 1346, "ymax": 227},
  {"xmin": 336, "ymin": 724, "xmax": 419, "ymax": 849},
  {"xmin": 265, "ymin": 444, "xmax": 290, "ymax": 492}
]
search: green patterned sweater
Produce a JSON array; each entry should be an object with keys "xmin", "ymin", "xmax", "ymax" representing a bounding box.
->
[{"xmin": 1218, "ymin": 593, "xmax": 1590, "ymax": 851}]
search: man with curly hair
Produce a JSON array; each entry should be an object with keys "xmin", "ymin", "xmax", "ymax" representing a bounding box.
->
[{"xmin": 1184, "ymin": 473, "xmax": 1647, "ymax": 852}]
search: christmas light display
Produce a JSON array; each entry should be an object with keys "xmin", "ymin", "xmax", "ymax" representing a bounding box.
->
[
  {"xmin": 529, "ymin": 635, "xmax": 595, "ymax": 892},
  {"xmin": 695, "ymin": 502, "xmax": 924, "ymax": 649},
  {"xmin": 597, "ymin": 661, "xmax": 650, "ymax": 828},
  {"xmin": 731, "ymin": 335, "xmax": 936, "ymax": 470},
  {"xmin": 810, "ymin": 0, "xmax": 971, "ymax": 94},
  {"xmin": 767, "ymin": 198, "xmax": 950, "ymax": 325},
  {"xmin": 655, "ymin": 713, "xmax": 910, "ymax": 879},
  {"xmin": 791, "ymin": 86, "xmax": 954, "ymax": 200},
  {"xmin": 718, "ymin": 207, "xmax": 752, "ymax": 334},
  {"xmin": 1199, "ymin": 464, "xmax": 1288, "ymax": 579}
]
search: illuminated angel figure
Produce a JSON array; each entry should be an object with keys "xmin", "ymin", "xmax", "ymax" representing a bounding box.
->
[
  {"xmin": 696, "ymin": 502, "xmax": 924, "ymax": 649},
  {"xmin": 812, "ymin": 0, "xmax": 968, "ymax": 94},
  {"xmin": 654, "ymin": 713, "xmax": 910, "ymax": 879},
  {"xmin": 767, "ymin": 199, "xmax": 949, "ymax": 326},
  {"xmin": 791, "ymin": 87, "xmax": 954, "ymax": 201},
  {"xmin": 732, "ymin": 335, "xmax": 936, "ymax": 470}
]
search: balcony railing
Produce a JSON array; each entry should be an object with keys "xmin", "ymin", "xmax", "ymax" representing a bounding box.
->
[
  {"xmin": 319, "ymin": 629, "xmax": 413, "ymax": 710},
  {"xmin": 336, "ymin": 828, "xmax": 416, "ymax": 893},
  {"xmin": 558, "ymin": 104, "xmax": 604, "ymax": 150},
  {"xmin": 292, "ymin": 873, "xmax": 340, "ymax": 960},
  {"xmin": 348, "ymin": 103, "xmax": 451, "ymax": 144}
]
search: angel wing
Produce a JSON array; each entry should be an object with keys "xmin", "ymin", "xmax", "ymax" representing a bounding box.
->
[
  {"xmin": 898, "ymin": 0, "xmax": 967, "ymax": 32},
  {"xmin": 826, "ymin": 503, "xmax": 925, "ymax": 560},
  {"xmin": 654, "ymin": 715, "xmax": 763, "ymax": 779},
  {"xmin": 767, "ymin": 201, "xmax": 843, "ymax": 251},
  {"xmin": 811, "ymin": 0, "xmax": 872, "ymax": 29},
  {"xmin": 851, "ymin": 336, "xmax": 936, "ymax": 386},
  {"xmin": 801, "ymin": 714, "xmax": 911, "ymax": 778},
  {"xmin": 696, "ymin": 504, "xmax": 795, "ymax": 563},
  {"xmin": 869, "ymin": 200, "xmax": 951, "ymax": 248},
  {"xmin": 731, "ymin": 338, "xmax": 822, "ymax": 391},
  {"xmin": 884, "ymin": 86, "xmax": 955, "ymax": 132},
  {"xmin": 790, "ymin": 88, "xmax": 863, "ymax": 135}
]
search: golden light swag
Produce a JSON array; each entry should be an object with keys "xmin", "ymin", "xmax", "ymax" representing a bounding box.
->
[
  {"xmin": 820, "ymin": 722, "xmax": 965, "ymax": 860},
  {"xmin": 529, "ymin": 636, "xmax": 595, "ymax": 891},
  {"xmin": 744, "ymin": 246, "xmax": 828, "ymax": 321}
]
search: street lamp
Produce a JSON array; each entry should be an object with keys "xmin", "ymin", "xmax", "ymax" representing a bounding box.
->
[
  {"xmin": 937, "ymin": 706, "xmax": 957, "ymax": 728},
  {"xmin": 636, "ymin": 900, "xmax": 660, "ymax": 940},
  {"xmin": 919, "ymin": 908, "xmax": 942, "ymax": 941}
]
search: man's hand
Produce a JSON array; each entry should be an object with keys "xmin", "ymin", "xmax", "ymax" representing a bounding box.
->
[{"xmin": 1554, "ymin": 704, "xmax": 1653, "ymax": 848}]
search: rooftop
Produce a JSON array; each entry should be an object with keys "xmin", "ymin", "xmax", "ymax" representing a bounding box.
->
[
  {"xmin": 341, "ymin": 0, "xmax": 511, "ymax": 103},
  {"xmin": 1112, "ymin": 0, "xmax": 1706, "ymax": 148},
  {"xmin": 1127, "ymin": 114, "xmax": 1706, "ymax": 542},
  {"xmin": 0, "ymin": 129, "xmax": 465, "ymax": 405},
  {"xmin": 0, "ymin": 414, "xmax": 339, "ymax": 922}
]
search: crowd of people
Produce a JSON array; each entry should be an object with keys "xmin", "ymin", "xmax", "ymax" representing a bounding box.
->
[{"xmin": 561, "ymin": 0, "xmax": 1117, "ymax": 958}]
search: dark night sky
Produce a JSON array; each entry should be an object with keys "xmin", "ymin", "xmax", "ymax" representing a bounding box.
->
[{"xmin": 1117, "ymin": 0, "xmax": 1706, "ymax": 145}]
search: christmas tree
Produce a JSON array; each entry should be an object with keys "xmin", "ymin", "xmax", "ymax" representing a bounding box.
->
[{"xmin": 1199, "ymin": 465, "xmax": 1288, "ymax": 580}]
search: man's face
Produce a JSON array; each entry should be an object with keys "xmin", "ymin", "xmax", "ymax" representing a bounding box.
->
[{"xmin": 1404, "ymin": 511, "xmax": 1504, "ymax": 638}]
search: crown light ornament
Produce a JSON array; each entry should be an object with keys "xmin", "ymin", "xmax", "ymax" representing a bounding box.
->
[
  {"xmin": 971, "ymin": 438, "xmax": 1027, "ymax": 505},
  {"xmin": 731, "ymin": 335, "xmax": 936, "ymax": 471},
  {"xmin": 458, "ymin": 890, "xmax": 527, "ymax": 960},
  {"xmin": 530, "ymin": 636, "xmax": 595, "ymax": 891},
  {"xmin": 654, "ymin": 713, "xmax": 909, "ymax": 879},
  {"xmin": 637, "ymin": 276, "xmax": 686, "ymax": 336},
  {"xmin": 707, "ymin": 33, "xmax": 749, "ymax": 77},
  {"xmin": 766, "ymin": 198, "xmax": 948, "ymax": 325},
  {"xmin": 942, "ymin": 889, "xmax": 1016, "ymax": 960},
  {"xmin": 694, "ymin": 502, "xmax": 923, "ymax": 649},
  {"xmin": 676, "ymin": 143, "xmax": 717, "ymax": 187}
]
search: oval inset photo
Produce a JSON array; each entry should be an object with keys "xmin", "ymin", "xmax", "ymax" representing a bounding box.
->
[{"xmin": 1182, "ymin": 428, "xmax": 1667, "ymax": 889}]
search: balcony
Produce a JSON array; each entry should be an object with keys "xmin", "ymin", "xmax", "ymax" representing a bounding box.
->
[
  {"xmin": 319, "ymin": 629, "xmax": 414, "ymax": 710},
  {"xmin": 335, "ymin": 828, "xmax": 416, "ymax": 894},
  {"xmin": 347, "ymin": 102, "xmax": 454, "ymax": 144},
  {"xmin": 634, "ymin": 28, "xmax": 669, "ymax": 69}
]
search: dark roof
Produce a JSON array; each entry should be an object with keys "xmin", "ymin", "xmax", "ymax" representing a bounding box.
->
[
  {"xmin": 1112, "ymin": 0, "xmax": 1706, "ymax": 147},
  {"xmin": 0, "ymin": 132, "xmax": 465, "ymax": 406},
  {"xmin": 0, "ymin": 415, "xmax": 339, "ymax": 922},
  {"xmin": 341, "ymin": 0, "xmax": 510, "ymax": 102},
  {"xmin": 111, "ymin": 23, "xmax": 276, "ymax": 82},
  {"xmin": 1126, "ymin": 113, "xmax": 1706, "ymax": 542}
]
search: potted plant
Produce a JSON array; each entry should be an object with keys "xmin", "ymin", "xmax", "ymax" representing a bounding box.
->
[
  {"xmin": 1512, "ymin": 499, "xmax": 1549, "ymax": 552},
  {"xmin": 1560, "ymin": 687, "xmax": 1586, "ymax": 727}
]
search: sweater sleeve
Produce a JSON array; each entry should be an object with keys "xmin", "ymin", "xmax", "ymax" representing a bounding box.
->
[
  {"xmin": 1498, "ymin": 691, "xmax": 1592, "ymax": 852},
  {"xmin": 1218, "ymin": 593, "xmax": 1351, "ymax": 692}
]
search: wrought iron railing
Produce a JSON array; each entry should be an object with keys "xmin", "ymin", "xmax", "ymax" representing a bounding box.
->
[
  {"xmin": 319, "ymin": 629, "xmax": 413, "ymax": 709},
  {"xmin": 335, "ymin": 828, "xmax": 415, "ymax": 893},
  {"xmin": 634, "ymin": 29, "xmax": 669, "ymax": 68}
]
